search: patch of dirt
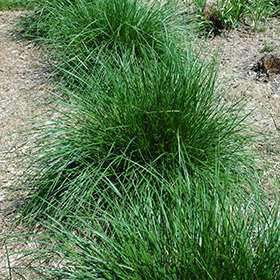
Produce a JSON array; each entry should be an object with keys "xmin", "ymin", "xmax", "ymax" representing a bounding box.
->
[
  {"xmin": 205, "ymin": 17, "xmax": 280, "ymax": 180},
  {"xmin": 0, "ymin": 8, "xmax": 280, "ymax": 280}
]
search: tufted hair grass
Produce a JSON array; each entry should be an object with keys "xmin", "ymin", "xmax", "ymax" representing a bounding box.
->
[
  {"xmin": 15, "ymin": 0, "xmax": 185, "ymax": 62},
  {"xmin": 12, "ymin": 42, "xmax": 262, "ymax": 224},
  {"xmin": 5, "ymin": 158, "xmax": 280, "ymax": 279}
]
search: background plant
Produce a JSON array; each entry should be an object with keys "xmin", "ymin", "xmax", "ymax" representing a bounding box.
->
[
  {"xmin": 190, "ymin": 0, "xmax": 273, "ymax": 34},
  {"xmin": 15, "ymin": 0, "xmax": 184, "ymax": 68},
  {"xmin": 0, "ymin": 0, "xmax": 34, "ymax": 10}
]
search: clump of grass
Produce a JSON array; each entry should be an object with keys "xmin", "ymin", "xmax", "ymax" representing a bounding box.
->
[
  {"xmin": 0, "ymin": 0, "xmax": 34, "ymax": 10},
  {"xmin": 191, "ymin": 0, "xmax": 249, "ymax": 33},
  {"xmin": 6, "ymin": 161, "xmax": 280, "ymax": 279},
  {"xmin": 260, "ymin": 41, "xmax": 277, "ymax": 52},
  {"xmin": 190, "ymin": 0, "xmax": 273, "ymax": 34},
  {"xmin": 13, "ymin": 44, "xmax": 260, "ymax": 224},
  {"xmin": 16, "ymin": 0, "xmax": 184, "ymax": 62}
]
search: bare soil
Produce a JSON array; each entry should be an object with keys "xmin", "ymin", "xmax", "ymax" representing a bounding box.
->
[{"xmin": 0, "ymin": 9, "xmax": 279, "ymax": 280}]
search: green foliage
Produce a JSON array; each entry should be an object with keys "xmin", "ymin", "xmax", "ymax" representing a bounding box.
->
[
  {"xmin": 6, "ymin": 164, "xmax": 280, "ymax": 279},
  {"xmin": 4, "ymin": 0, "xmax": 280, "ymax": 278},
  {"xmin": 0, "ymin": 0, "xmax": 33, "ymax": 10},
  {"xmin": 270, "ymin": 0, "xmax": 280, "ymax": 15},
  {"xmin": 190, "ymin": 0, "xmax": 273, "ymax": 34},
  {"xmin": 260, "ymin": 41, "xmax": 277, "ymax": 52},
  {"xmin": 14, "ymin": 45, "xmax": 259, "ymax": 223},
  {"xmin": 16, "ymin": 0, "xmax": 183, "ymax": 60}
]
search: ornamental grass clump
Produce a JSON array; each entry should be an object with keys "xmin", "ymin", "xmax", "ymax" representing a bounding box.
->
[
  {"xmin": 14, "ymin": 44, "xmax": 259, "ymax": 223},
  {"xmin": 16, "ymin": 0, "xmax": 183, "ymax": 63},
  {"xmin": 6, "ymin": 161, "xmax": 280, "ymax": 279}
]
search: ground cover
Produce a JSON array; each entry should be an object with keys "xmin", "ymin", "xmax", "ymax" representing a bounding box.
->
[{"xmin": 1, "ymin": 0, "xmax": 280, "ymax": 279}]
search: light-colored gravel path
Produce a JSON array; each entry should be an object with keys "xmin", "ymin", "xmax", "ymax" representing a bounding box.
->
[{"xmin": 0, "ymin": 11, "xmax": 50, "ymax": 279}]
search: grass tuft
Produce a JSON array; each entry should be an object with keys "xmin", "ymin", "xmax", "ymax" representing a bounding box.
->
[
  {"xmin": 6, "ymin": 162, "xmax": 280, "ymax": 279},
  {"xmin": 15, "ymin": 0, "xmax": 184, "ymax": 61},
  {"xmin": 12, "ymin": 44, "xmax": 262, "ymax": 224},
  {"xmin": 0, "ymin": 0, "xmax": 34, "ymax": 11},
  {"xmin": 189, "ymin": 0, "xmax": 274, "ymax": 34}
]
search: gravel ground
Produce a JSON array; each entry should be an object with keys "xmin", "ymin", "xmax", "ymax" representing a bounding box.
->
[
  {"xmin": 205, "ymin": 17, "xmax": 280, "ymax": 192},
  {"xmin": 0, "ymin": 9, "xmax": 279, "ymax": 279},
  {"xmin": 0, "ymin": 11, "xmax": 51, "ymax": 279}
]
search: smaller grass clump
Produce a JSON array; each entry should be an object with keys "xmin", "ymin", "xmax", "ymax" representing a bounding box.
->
[
  {"xmin": 6, "ymin": 162, "xmax": 280, "ymax": 279},
  {"xmin": 13, "ymin": 44, "xmax": 261, "ymax": 224},
  {"xmin": 260, "ymin": 41, "xmax": 277, "ymax": 52},
  {"xmin": 190, "ymin": 0, "xmax": 273, "ymax": 34}
]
